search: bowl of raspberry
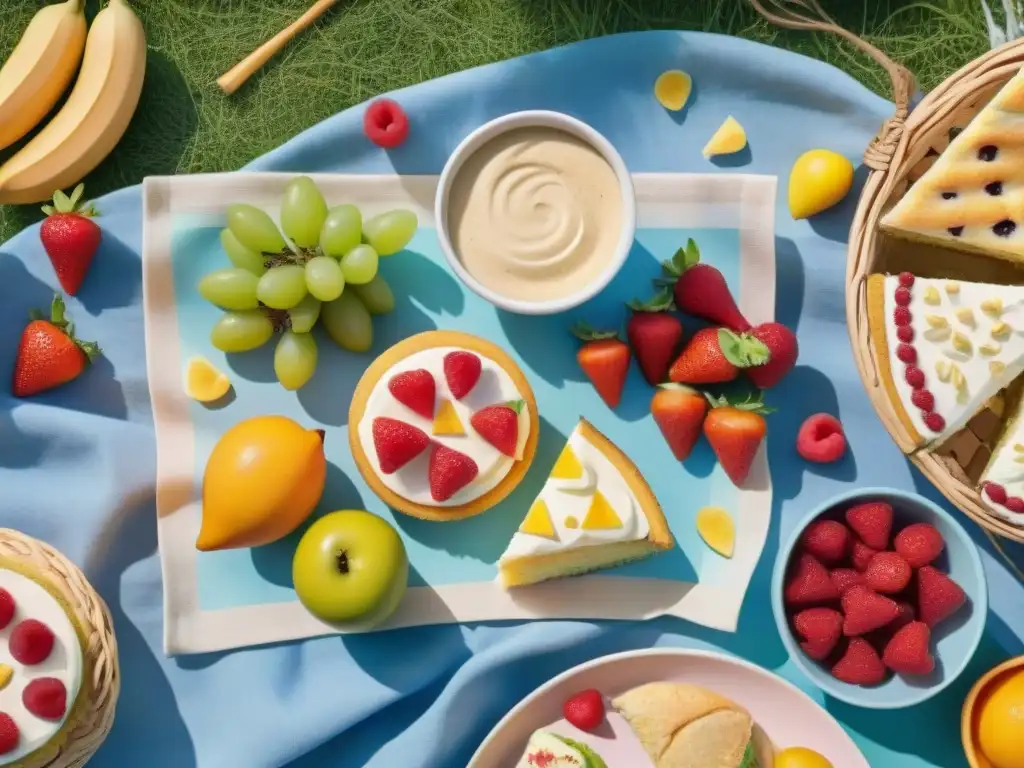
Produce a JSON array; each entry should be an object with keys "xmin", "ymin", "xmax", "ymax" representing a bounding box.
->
[{"xmin": 771, "ymin": 487, "xmax": 987, "ymax": 709}]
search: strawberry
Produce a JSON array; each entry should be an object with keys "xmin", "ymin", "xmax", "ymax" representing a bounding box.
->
[
  {"xmin": 841, "ymin": 586, "xmax": 900, "ymax": 636},
  {"xmin": 658, "ymin": 238, "xmax": 750, "ymax": 331},
  {"xmin": 0, "ymin": 714, "xmax": 18, "ymax": 755},
  {"xmin": 626, "ymin": 290, "xmax": 683, "ymax": 385},
  {"xmin": 703, "ymin": 393, "xmax": 774, "ymax": 486},
  {"xmin": 894, "ymin": 523, "xmax": 945, "ymax": 568},
  {"xmin": 863, "ymin": 552, "xmax": 912, "ymax": 595},
  {"xmin": 563, "ymin": 689, "xmax": 605, "ymax": 732},
  {"xmin": 9, "ymin": 620, "xmax": 54, "ymax": 665},
  {"xmin": 890, "ymin": 601, "xmax": 917, "ymax": 634},
  {"xmin": 830, "ymin": 568, "xmax": 863, "ymax": 595},
  {"xmin": 801, "ymin": 519, "xmax": 850, "ymax": 565},
  {"xmin": 845, "ymin": 502, "xmax": 893, "ymax": 550},
  {"xmin": 793, "ymin": 607, "xmax": 843, "ymax": 661},
  {"xmin": 832, "ymin": 637, "xmax": 887, "ymax": 686},
  {"xmin": 388, "ymin": 369, "xmax": 436, "ymax": 419},
  {"xmin": 0, "ymin": 589, "xmax": 14, "ymax": 630},
  {"xmin": 851, "ymin": 539, "xmax": 879, "ymax": 572},
  {"xmin": 470, "ymin": 401, "xmax": 522, "ymax": 457},
  {"xmin": 882, "ymin": 621, "xmax": 934, "ymax": 676},
  {"xmin": 372, "ymin": 417, "xmax": 429, "ymax": 473},
  {"xmin": 916, "ymin": 566, "xmax": 966, "ymax": 628},
  {"xmin": 668, "ymin": 327, "xmax": 769, "ymax": 385},
  {"xmin": 22, "ymin": 678, "xmax": 67, "ymax": 721},
  {"xmin": 443, "ymin": 351, "xmax": 481, "ymax": 399},
  {"xmin": 784, "ymin": 553, "xmax": 840, "ymax": 607},
  {"xmin": 12, "ymin": 295, "xmax": 99, "ymax": 397},
  {"xmin": 39, "ymin": 184, "xmax": 101, "ymax": 295},
  {"xmin": 427, "ymin": 444, "xmax": 478, "ymax": 502},
  {"xmin": 796, "ymin": 413, "xmax": 847, "ymax": 463},
  {"xmin": 650, "ymin": 383, "xmax": 707, "ymax": 460},
  {"xmin": 746, "ymin": 322, "xmax": 798, "ymax": 389},
  {"xmin": 572, "ymin": 324, "xmax": 630, "ymax": 408}
]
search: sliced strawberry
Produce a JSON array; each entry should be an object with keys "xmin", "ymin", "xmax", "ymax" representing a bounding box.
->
[
  {"xmin": 428, "ymin": 444, "xmax": 479, "ymax": 501},
  {"xmin": 444, "ymin": 351, "xmax": 481, "ymax": 400},
  {"xmin": 388, "ymin": 369, "xmax": 436, "ymax": 419},
  {"xmin": 470, "ymin": 401, "xmax": 522, "ymax": 457},
  {"xmin": 372, "ymin": 417, "xmax": 429, "ymax": 473}
]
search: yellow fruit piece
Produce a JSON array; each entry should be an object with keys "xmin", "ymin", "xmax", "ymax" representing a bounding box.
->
[
  {"xmin": 519, "ymin": 499, "xmax": 557, "ymax": 539},
  {"xmin": 581, "ymin": 491, "xmax": 623, "ymax": 530},
  {"xmin": 702, "ymin": 116, "xmax": 747, "ymax": 159},
  {"xmin": 775, "ymin": 747, "xmax": 834, "ymax": 768},
  {"xmin": 564, "ymin": 515, "xmax": 579, "ymax": 529},
  {"xmin": 432, "ymin": 399, "xmax": 464, "ymax": 436},
  {"xmin": 550, "ymin": 444, "xmax": 584, "ymax": 480},
  {"xmin": 0, "ymin": 665, "xmax": 12, "ymax": 692},
  {"xmin": 978, "ymin": 670, "xmax": 1024, "ymax": 768},
  {"xmin": 787, "ymin": 149, "xmax": 854, "ymax": 220},
  {"xmin": 198, "ymin": 415, "xmax": 326, "ymax": 551},
  {"xmin": 696, "ymin": 506, "xmax": 735, "ymax": 558},
  {"xmin": 184, "ymin": 356, "xmax": 231, "ymax": 403},
  {"xmin": 654, "ymin": 69, "xmax": 692, "ymax": 111}
]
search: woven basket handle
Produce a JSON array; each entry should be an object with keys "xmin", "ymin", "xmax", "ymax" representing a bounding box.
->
[{"xmin": 748, "ymin": 0, "xmax": 915, "ymax": 170}]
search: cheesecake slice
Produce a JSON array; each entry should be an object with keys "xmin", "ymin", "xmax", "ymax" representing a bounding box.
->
[
  {"xmin": 866, "ymin": 272, "xmax": 1024, "ymax": 447},
  {"xmin": 880, "ymin": 66, "xmax": 1024, "ymax": 262},
  {"xmin": 497, "ymin": 419, "xmax": 673, "ymax": 588},
  {"xmin": 514, "ymin": 731, "xmax": 607, "ymax": 768},
  {"xmin": 978, "ymin": 410, "xmax": 1024, "ymax": 529}
]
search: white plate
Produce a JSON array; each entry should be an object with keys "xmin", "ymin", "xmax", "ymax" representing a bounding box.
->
[{"xmin": 469, "ymin": 648, "xmax": 869, "ymax": 767}]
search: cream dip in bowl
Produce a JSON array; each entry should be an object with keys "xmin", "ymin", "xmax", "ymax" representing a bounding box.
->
[{"xmin": 435, "ymin": 111, "xmax": 636, "ymax": 315}]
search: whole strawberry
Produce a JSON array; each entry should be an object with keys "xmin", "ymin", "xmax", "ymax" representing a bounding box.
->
[
  {"xmin": 746, "ymin": 322, "xmax": 798, "ymax": 389},
  {"xmin": 651, "ymin": 383, "xmax": 707, "ymax": 460},
  {"xmin": 12, "ymin": 295, "xmax": 99, "ymax": 397},
  {"xmin": 668, "ymin": 327, "xmax": 769, "ymax": 385},
  {"xmin": 572, "ymin": 323, "xmax": 631, "ymax": 408},
  {"xmin": 659, "ymin": 239, "xmax": 750, "ymax": 331},
  {"xmin": 703, "ymin": 392, "xmax": 775, "ymax": 487},
  {"xmin": 563, "ymin": 689, "xmax": 605, "ymax": 732},
  {"xmin": 626, "ymin": 290, "xmax": 682, "ymax": 385},
  {"xmin": 40, "ymin": 184, "xmax": 101, "ymax": 296}
]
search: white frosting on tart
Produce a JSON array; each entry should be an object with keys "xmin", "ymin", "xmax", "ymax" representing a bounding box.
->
[
  {"xmin": 499, "ymin": 421, "xmax": 649, "ymax": 561},
  {"xmin": 0, "ymin": 569, "xmax": 83, "ymax": 766},
  {"xmin": 979, "ymin": 422, "xmax": 1024, "ymax": 528},
  {"xmin": 883, "ymin": 275, "xmax": 1024, "ymax": 443},
  {"xmin": 356, "ymin": 346, "xmax": 530, "ymax": 506},
  {"xmin": 515, "ymin": 730, "xmax": 596, "ymax": 767}
]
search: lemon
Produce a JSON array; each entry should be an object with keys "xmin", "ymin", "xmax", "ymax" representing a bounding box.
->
[
  {"xmin": 703, "ymin": 116, "xmax": 747, "ymax": 159},
  {"xmin": 654, "ymin": 69, "xmax": 692, "ymax": 111},
  {"xmin": 696, "ymin": 506, "xmax": 735, "ymax": 558},
  {"xmin": 788, "ymin": 149, "xmax": 854, "ymax": 219},
  {"xmin": 184, "ymin": 356, "xmax": 231, "ymax": 402},
  {"xmin": 775, "ymin": 747, "xmax": 834, "ymax": 768},
  {"xmin": 977, "ymin": 670, "xmax": 1024, "ymax": 768}
]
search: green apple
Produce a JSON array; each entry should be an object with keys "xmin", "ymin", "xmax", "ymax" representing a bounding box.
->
[{"xmin": 292, "ymin": 509, "xmax": 408, "ymax": 628}]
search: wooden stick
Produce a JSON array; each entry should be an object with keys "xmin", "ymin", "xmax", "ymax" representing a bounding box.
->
[{"xmin": 216, "ymin": 0, "xmax": 340, "ymax": 95}]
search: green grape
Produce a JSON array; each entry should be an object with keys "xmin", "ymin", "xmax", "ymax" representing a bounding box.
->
[
  {"xmin": 274, "ymin": 330, "xmax": 318, "ymax": 390},
  {"xmin": 340, "ymin": 244, "xmax": 378, "ymax": 285},
  {"xmin": 321, "ymin": 291, "xmax": 373, "ymax": 352},
  {"xmin": 363, "ymin": 209, "xmax": 417, "ymax": 256},
  {"xmin": 352, "ymin": 274, "xmax": 395, "ymax": 315},
  {"xmin": 220, "ymin": 229, "xmax": 266, "ymax": 275},
  {"xmin": 319, "ymin": 204, "xmax": 362, "ymax": 257},
  {"xmin": 210, "ymin": 310, "xmax": 274, "ymax": 353},
  {"xmin": 305, "ymin": 256, "xmax": 345, "ymax": 301},
  {"xmin": 227, "ymin": 204, "xmax": 287, "ymax": 254},
  {"xmin": 280, "ymin": 176, "xmax": 328, "ymax": 248},
  {"xmin": 198, "ymin": 268, "xmax": 259, "ymax": 310},
  {"xmin": 257, "ymin": 265, "xmax": 307, "ymax": 309},
  {"xmin": 288, "ymin": 294, "xmax": 321, "ymax": 333}
]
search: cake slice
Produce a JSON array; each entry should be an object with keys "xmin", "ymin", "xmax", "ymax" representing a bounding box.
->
[
  {"xmin": 497, "ymin": 419, "xmax": 673, "ymax": 588},
  {"xmin": 866, "ymin": 272, "xmax": 1024, "ymax": 447},
  {"xmin": 978, "ymin": 413, "xmax": 1024, "ymax": 529},
  {"xmin": 880, "ymin": 66, "xmax": 1024, "ymax": 262},
  {"xmin": 514, "ymin": 730, "xmax": 607, "ymax": 767}
]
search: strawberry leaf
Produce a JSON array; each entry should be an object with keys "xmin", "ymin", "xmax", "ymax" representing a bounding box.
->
[
  {"xmin": 49, "ymin": 294, "xmax": 67, "ymax": 328},
  {"xmin": 571, "ymin": 322, "xmax": 618, "ymax": 342},
  {"xmin": 684, "ymin": 238, "xmax": 701, "ymax": 268},
  {"xmin": 661, "ymin": 239, "xmax": 702, "ymax": 278},
  {"xmin": 717, "ymin": 329, "xmax": 770, "ymax": 368},
  {"xmin": 704, "ymin": 390, "xmax": 776, "ymax": 415},
  {"xmin": 504, "ymin": 399, "xmax": 525, "ymax": 414},
  {"xmin": 42, "ymin": 184, "xmax": 97, "ymax": 218},
  {"xmin": 68, "ymin": 183, "xmax": 85, "ymax": 210},
  {"xmin": 627, "ymin": 288, "xmax": 674, "ymax": 313}
]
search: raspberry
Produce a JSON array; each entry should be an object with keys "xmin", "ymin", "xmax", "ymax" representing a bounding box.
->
[
  {"xmin": 863, "ymin": 552, "xmax": 912, "ymax": 594},
  {"xmin": 1007, "ymin": 497, "xmax": 1024, "ymax": 514},
  {"xmin": 905, "ymin": 366, "xmax": 925, "ymax": 388},
  {"xmin": 923, "ymin": 412, "xmax": 945, "ymax": 432},
  {"xmin": 896, "ymin": 326, "xmax": 914, "ymax": 343},
  {"xmin": 801, "ymin": 519, "xmax": 850, "ymax": 564},
  {"xmin": 0, "ymin": 714, "xmax": 18, "ymax": 755},
  {"xmin": 784, "ymin": 553, "xmax": 840, "ymax": 607},
  {"xmin": 911, "ymin": 390, "xmax": 935, "ymax": 411},
  {"xmin": 985, "ymin": 482, "xmax": 1008, "ymax": 505},
  {"xmin": 898, "ymin": 272, "xmax": 915, "ymax": 287},
  {"xmin": 22, "ymin": 678, "xmax": 67, "ymax": 720},
  {"xmin": 832, "ymin": 637, "xmax": 887, "ymax": 686},
  {"xmin": 893, "ymin": 306, "xmax": 912, "ymax": 326},
  {"xmin": 9, "ymin": 620, "xmax": 54, "ymax": 665},
  {"xmin": 443, "ymin": 351, "xmax": 482, "ymax": 400},
  {"xmin": 363, "ymin": 98, "xmax": 409, "ymax": 149},
  {"xmin": 0, "ymin": 589, "xmax": 14, "ymax": 630},
  {"xmin": 851, "ymin": 539, "xmax": 879, "ymax": 571},
  {"xmin": 563, "ymin": 689, "xmax": 605, "ymax": 732},
  {"xmin": 846, "ymin": 502, "xmax": 893, "ymax": 550},
  {"xmin": 917, "ymin": 566, "xmax": 966, "ymax": 628},
  {"xmin": 893, "ymin": 523, "xmax": 945, "ymax": 568},
  {"xmin": 896, "ymin": 344, "xmax": 917, "ymax": 363},
  {"xmin": 882, "ymin": 622, "xmax": 934, "ymax": 676},
  {"xmin": 793, "ymin": 607, "xmax": 843, "ymax": 661},
  {"xmin": 842, "ymin": 586, "xmax": 900, "ymax": 636},
  {"xmin": 796, "ymin": 414, "xmax": 847, "ymax": 464},
  {"xmin": 894, "ymin": 286, "xmax": 912, "ymax": 306}
]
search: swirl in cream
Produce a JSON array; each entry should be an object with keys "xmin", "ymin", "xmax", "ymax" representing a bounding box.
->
[{"xmin": 447, "ymin": 126, "xmax": 623, "ymax": 303}]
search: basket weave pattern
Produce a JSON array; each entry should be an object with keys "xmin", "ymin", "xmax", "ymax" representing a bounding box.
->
[{"xmin": 0, "ymin": 530, "xmax": 119, "ymax": 768}]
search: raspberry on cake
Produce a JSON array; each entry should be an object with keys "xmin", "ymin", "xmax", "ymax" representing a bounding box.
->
[{"xmin": 349, "ymin": 331, "xmax": 539, "ymax": 521}]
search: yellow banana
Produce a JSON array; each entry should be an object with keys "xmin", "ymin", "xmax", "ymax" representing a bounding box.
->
[
  {"xmin": 0, "ymin": 0, "xmax": 146, "ymax": 205},
  {"xmin": 0, "ymin": 0, "xmax": 87, "ymax": 151}
]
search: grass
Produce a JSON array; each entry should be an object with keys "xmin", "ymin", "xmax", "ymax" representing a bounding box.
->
[{"xmin": 0, "ymin": 0, "xmax": 999, "ymax": 245}]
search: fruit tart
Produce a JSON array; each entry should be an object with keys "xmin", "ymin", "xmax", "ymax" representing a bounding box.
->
[{"xmin": 349, "ymin": 330, "xmax": 539, "ymax": 521}]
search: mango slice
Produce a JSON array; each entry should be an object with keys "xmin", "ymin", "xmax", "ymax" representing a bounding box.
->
[
  {"xmin": 702, "ymin": 116, "xmax": 747, "ymax": 159},
  {"xmin": 655, "ymin": 70, "xmax": 692, "ymax": 111},
  {"xmin": 184, "ymin": 356, "xmax": 231, "ymax": 402},
  {"xmin": 696, "ymin": 506, "xmax": 735, "ymax": 558}
]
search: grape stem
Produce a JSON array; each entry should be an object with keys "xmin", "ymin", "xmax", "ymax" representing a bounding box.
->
[{"xmin": 264, "ymin": 246, "xmax": 319, "ymax": 270}]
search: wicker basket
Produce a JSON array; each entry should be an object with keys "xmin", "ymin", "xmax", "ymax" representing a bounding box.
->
[
  {"xmin": 751, "ymin": 1, "xmax": 1024, "ymax": 544},
  {"xmin": 0, "ymin": 529, "xmax": 119, "ymax": 768}
]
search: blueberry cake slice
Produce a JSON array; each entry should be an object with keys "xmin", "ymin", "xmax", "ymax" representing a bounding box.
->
[{"xmin": 880, "ymin": 67, "xmax": 1024, "ymax": 261}]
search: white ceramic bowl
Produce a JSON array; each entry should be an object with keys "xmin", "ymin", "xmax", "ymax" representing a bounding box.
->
[{"xmin": 434, "ymin": 110, "xmax": 636, "ymax": 315}]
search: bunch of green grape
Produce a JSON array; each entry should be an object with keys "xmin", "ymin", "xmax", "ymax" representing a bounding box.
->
[{"xmin": 197, "ymin": 176, "xmax": 418, "ymax": 391}]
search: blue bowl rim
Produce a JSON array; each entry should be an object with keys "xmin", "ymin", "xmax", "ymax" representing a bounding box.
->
[{"xmin": 770, "ymin": 486, "xmax": 989, "ymax": 710}]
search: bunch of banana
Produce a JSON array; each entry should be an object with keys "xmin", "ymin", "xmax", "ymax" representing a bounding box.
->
[{"xmin": 0, "ymin": 0, "xmax": 147, "ymax": 205}]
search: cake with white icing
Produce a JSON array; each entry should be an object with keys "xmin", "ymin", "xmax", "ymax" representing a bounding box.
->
[
  {"xmin": 979, "ymin": 424, "xmax": 1024, "ymax": 528},
  {"xmin": 0, "ymin": 566, "xmax": 84, "ymax": 767},
  {"xmin": 514, "ymin": 730, "xmax": 608, "ymax": 767},
  {"xmin": 498, "ymin": 419, "xmax": 673, "ymax": 588},
  {"xmin": 349, "ymin": 330, "xmax": 539, "ymax": 521}
]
